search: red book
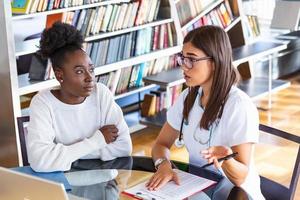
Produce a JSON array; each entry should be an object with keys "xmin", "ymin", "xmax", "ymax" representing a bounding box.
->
[
  {"xmin": 46, "ymin": 13, "xmax": 64, "ymax": 29},
  {"xmin": 152, "ymin": 25, "xmax": 160, "ymax": 51},
  {"xmin": 163, "ymin": 24, "xmax": 169, "ymax": 48}
]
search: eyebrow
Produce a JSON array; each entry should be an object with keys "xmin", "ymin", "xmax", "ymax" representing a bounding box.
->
[
  {"xmin": 186, "ymin": 52, "xmax": 199, "ymax": 57},
  {"xmin": 181, "ymin": 51, "xmax": 199, "ymax": 57},
  {"xmin": 73, "ymin": 64, "xmax": 94, "ymax": 69}
]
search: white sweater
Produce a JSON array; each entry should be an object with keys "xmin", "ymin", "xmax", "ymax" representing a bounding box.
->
[{"xmin": 27, "ymin": 83, "xmax": 132, "ymax": 172}]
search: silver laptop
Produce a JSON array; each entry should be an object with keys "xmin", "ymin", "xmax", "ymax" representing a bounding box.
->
[{"xmin": 0, "ymin": 167, "xmax": 84, "ymax": 200}]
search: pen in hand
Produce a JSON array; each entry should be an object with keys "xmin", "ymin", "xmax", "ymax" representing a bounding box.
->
[{"xmin": 201, "ymin": 152, "xmax": 238, "ymax": 168}]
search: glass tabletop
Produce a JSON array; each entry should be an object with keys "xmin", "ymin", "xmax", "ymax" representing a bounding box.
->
[{"xmin": 66, "ymin": 156, "xmax": 251, "ymax": 200}]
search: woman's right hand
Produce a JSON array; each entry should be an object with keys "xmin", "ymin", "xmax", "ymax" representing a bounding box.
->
[{"xmin": 146, "ymin": 161, "xmax": 180, "ymax": 191}]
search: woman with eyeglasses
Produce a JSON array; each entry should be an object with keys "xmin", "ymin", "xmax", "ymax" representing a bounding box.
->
[
  {"xmin": 147, "ymin": 25, "xmax": 264, "ymax": 199},
  {"xmin": 26, "ymin": 22, "xmax": 132, "ymax": 172}
]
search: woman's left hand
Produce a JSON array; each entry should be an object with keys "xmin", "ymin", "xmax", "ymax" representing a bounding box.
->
[{"xmin": 201, "ymin": 146, "xmax": 233, "ymax": 169}]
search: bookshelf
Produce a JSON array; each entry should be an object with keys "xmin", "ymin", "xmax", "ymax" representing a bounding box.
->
[
  {"xmin": 14, "ymin": 18, "xmax": 176, "ymax": 56},
  {"xmin": 180, "ymin": 0, "xmax": 224, "ymax": 30},
  {"xmin": 0, "ymin": 0, "xmax": 184, "ymax": 166},
  {"xmin": 18, "ymin": 46, "xmax": 181, "ymax": 95}
]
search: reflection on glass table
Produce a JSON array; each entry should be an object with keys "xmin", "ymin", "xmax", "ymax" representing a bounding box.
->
[{"xmin": 66, "ymin": 156, "xmax": 251, "ymax": 200}]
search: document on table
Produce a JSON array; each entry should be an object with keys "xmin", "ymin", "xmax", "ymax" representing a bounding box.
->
[{"xmin": 123, "ymin": 169, "xmax": 216, "ymax": 200}]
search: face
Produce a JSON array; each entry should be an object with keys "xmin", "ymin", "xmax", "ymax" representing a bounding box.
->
[
  {"xmin": 180, "ymin": 42, "xmax": 214, "ymax": 87},
  {"xmin": 55, "ymin": 49, "xmax": 95, "ymax": 100}
]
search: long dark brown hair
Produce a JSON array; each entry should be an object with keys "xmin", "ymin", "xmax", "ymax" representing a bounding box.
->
[{"xmin": 182, "ymin": 25, "xmax": 239, "ymax": 130}]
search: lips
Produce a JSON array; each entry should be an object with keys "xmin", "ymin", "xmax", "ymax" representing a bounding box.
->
[
  {"xmin": 84, "ymin": 85, "xmax": 94, "ymax": 91},
  {"xmin": 184, "ymin": 73, "xmax": 191, "ymax": 80}
]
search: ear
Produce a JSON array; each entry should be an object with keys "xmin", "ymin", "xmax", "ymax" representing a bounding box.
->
[{"xmin": 54, "ymin": 68, "xmax": 64, "ymax": 83}]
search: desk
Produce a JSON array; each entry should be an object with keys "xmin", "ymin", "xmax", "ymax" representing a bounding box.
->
[{"xmin": 66, "ymin": 156, "xmax": 251, "ymax": 200}]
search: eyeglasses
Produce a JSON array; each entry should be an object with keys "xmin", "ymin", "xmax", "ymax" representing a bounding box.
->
[{"xmin": 176, "ymin": 53, "xmax": 212, "ymax": 69}]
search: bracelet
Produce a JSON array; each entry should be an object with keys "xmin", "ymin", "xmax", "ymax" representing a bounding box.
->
[{"xmin": 154, "ymin": 158, "xmax": 169, "ymax": 170}]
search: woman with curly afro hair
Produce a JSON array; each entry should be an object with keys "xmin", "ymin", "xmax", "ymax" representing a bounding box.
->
[{"xmin": 27, "ymin": 22, "xmax": 132, "ymax": 172}]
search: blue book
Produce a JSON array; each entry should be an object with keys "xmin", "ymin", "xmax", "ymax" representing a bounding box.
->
[
  {"xmin": 12, "ymin": 166, "xmax": 72, "ymax": 191},
  {"xmin": 136, "ymin": 62, "xmax": 145, "ymax": 87}
]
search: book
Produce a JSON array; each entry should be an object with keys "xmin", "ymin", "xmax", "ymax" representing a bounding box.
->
[
  {"xmin": 12, "ymin": 166, "xmax": 72, "ymax": 191},
  {"xmin": 122, "ymin": 3, "xmax": 133, "ymax": 28},
  {"xmin": 141, "ymin": 93, "xmax": 156, "ymax": 117},
  {"xmin": 36, "ymin": 0, "xmax": 44, "ymax": 12},
  {"xmin": 46, "ymin": 13, "xmax": 64, "ymax": 28},
  {"xmin": 123, "ymin": 169, "xmax": 216, "ymax": 200},
  {"xmin": 11, "ymin": 0, "xmax": 34, "ymax": 14},
  {"xmin": 30, "ymin": 0, "xmax": 40, "ymax": 13},
  {"xmin": 100, "ymin": 4, "xmax": 113, "ymax": 32}
]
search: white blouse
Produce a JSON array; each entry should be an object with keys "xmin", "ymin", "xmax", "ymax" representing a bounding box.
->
[{"xmin": 167, "ymin": 86, "xmax": 264, "ymax": 200}]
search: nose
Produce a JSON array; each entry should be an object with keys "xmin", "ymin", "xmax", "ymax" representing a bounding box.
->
[
  {"xmin": 85, "ymin": 70, "xmax": 94, "ymax": 82},
  {"xmin": 180, "ymin": 63, "xmax": 189, "ymax": 72}
]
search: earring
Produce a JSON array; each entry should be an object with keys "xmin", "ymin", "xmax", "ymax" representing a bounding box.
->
[{"xmin": 60, "ymin": 79, "xmax": 63, "ymax": 83}]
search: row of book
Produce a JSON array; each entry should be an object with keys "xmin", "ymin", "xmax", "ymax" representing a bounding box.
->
[
  {"xmin": 176, "ymin": 0, "xmax": 215, "ymax": 26},
  {"xmin": 59, "ymin": 0, "xmax": 161, "ymax": 36},
  {"xmin": 83, "ymin": 23, "xmax": 176, "ymax": 67},
  {"xmin": 141, "ymin": 84, "xmax": 183, "ymax": 117},
  {"xmin": 12, "ymin": 0, "xmax": 104, "ymax": 14},
  {"xmin": 96, "ymin": 55, "xmax": 177, "ymax": 95},
  {"xmin": 183, "ymin": 1, "xmax": 234, "ymax": 35},
  {"xmin": 245, "ymin": 15, "xmax": 260, "ymax": 38}
]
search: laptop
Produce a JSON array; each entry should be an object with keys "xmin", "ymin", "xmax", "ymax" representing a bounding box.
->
[{"xmin": 0, "ymin": 167, "xmax": 84, "ymax": 200}]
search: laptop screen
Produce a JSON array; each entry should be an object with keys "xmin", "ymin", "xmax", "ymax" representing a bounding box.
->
[{"xmin": 0, "ymin": 167, "xmax": 69, "ymax": 200}]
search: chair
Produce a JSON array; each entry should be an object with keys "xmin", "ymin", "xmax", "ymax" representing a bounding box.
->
[
  {"xmin": 17, "ymin": 116, "xmax": 30, "ymax": 166},
  {"xmin": 259, "ymin": 124, "xmax": 300, "ymax": 200}
]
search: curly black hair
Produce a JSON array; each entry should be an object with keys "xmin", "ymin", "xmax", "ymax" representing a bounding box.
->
[{"xmin": 38, "ymin": 21, "xmax": 84, "ymax": 69}]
